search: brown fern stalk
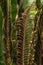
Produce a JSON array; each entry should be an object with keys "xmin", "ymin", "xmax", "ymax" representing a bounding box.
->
[
  {"xmin": 16, "ymin": 1, "xmax": 36, "ymax": 65},
  {"xmin": 16, "ymin": 0, "xmax": 24, "ymax": 65},
  {"xmin": 1, "ymin": 0, "xmax": 12, "ymax": 65}
]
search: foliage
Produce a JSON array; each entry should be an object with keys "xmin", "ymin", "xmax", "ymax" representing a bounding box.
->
[{"xmin": 0, "ymin": 0, "xmax": 43, "ymax": 65}]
